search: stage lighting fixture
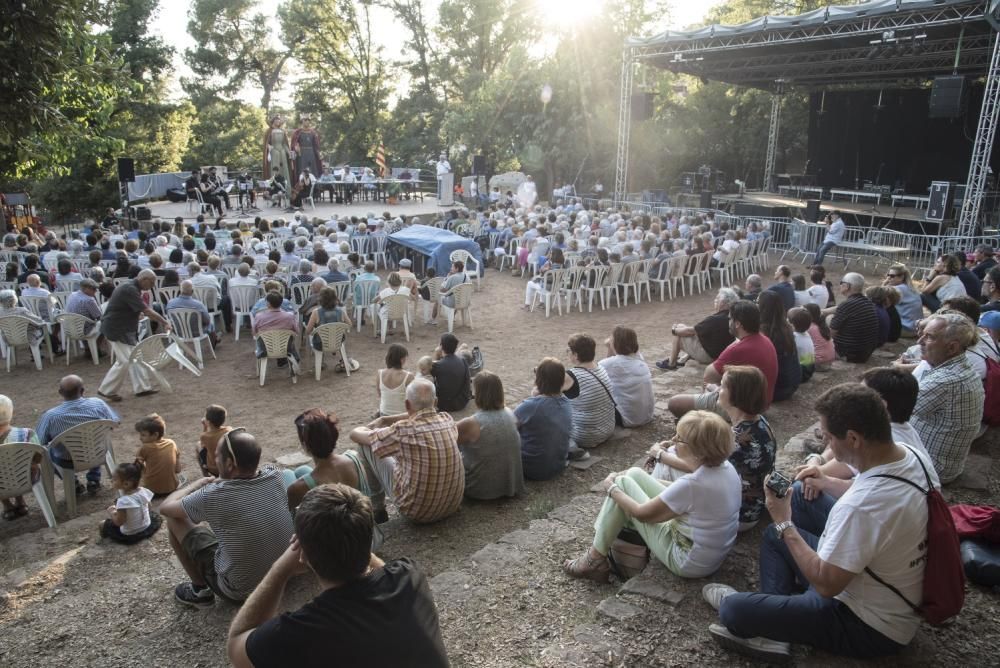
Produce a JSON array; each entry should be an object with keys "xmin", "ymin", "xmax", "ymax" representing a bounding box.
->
[{"xmin": 866, "ymin": 45, "xmax": 880, "ymax": 59}]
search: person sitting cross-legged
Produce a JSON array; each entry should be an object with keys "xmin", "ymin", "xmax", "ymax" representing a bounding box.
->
[
  {"xmin": 704, "ymin": 383, "xmax": 941, "ymax": 662},
  {"xmin": 160, "ymin": 428, "xmax": 294, "ymax": 607},
  {"xmin": 656, "ymin": 288, "xmax": 738, "ymax": 371},
  {"xmin": 563, "ymin": 410, "xmax": 741, "ymax": 583},
  {"xmin": 823, "ymin": 272, "xmax": 879, "ymax": 363},
  {"xmin": 517, "ymin": 357, "xmax": 573, "ymax": 480},
  {"xmin": 349, "ymin": 379, "xmax": 464, "ymax": 524},
  {"xmin": 225, "ymin": 484, "xmax": 449, "ymax": 668}
]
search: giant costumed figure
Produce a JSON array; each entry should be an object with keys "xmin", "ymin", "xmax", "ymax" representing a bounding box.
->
[
  {"xmin": 291, "ymin": 114, "xmax": 323, "ymax": 182},
  {"xmin": 263, "ymin": 115, "xmax": 294, "ymax": 192}
]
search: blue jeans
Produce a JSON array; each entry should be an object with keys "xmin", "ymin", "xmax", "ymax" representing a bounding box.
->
[
  {"xmin": 814, "ymin": 241, "xmax": 837, "ymax": 265},
  {"xmin": 51, "ymin": 450, "xmax": 101, "ymax": 484},
  {"xmin": 790, "ymin": 480, "xmax": 836, "ymax": 536},
  {"xmin": 718, "ymin": 525, "xmax": 905, "ymax": 658}
]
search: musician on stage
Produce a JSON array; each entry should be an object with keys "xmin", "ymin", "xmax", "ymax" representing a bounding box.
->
[
  {"xmin": 207, "ymin": 166, "xmax": 231, "ymax": 211},
  {"xmin": 436, "ymin": 152, "xmax": 451, "ymax": 200},
  {"xmin": 292, "ymin": 168, "xmax": 316, "ymax": 208}
]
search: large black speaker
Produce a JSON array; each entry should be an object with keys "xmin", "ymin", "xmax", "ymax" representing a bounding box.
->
[
  {"xmin": 929, "ymin": 76, "xmax": 968, "ymax": 118},
  {"xmin": 734, "ymin": 202, "xmax": 791, "ymax": 218},
  {"xmin": 630, "ymin": 93, "xmax": 654, "ymax": 121},
  {"xmin": 117, "ymin": 157, "xmax": 136, "ymax": 183},
  {"xmin": 926, "ymin": 181, "xmax": 957, "ymax": 222},
  {"xmin": 699, "ymin": 190, "xmax": 713, "ymax": 209},
  {"xmin": 805, "ymin": 199, "xmax": 822, "ymax": 223},
  {"xmin": 472, "ymin": 154, "xmax": 485, "ymax": 175}
]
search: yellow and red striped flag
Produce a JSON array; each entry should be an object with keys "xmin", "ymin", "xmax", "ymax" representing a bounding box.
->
[{"xmin": 375, "ymin": 142, "xmax": 387, "ymax": 178}]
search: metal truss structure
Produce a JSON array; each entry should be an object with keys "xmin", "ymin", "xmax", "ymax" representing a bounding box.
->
[
  {"xmin": 614, "ymin": 50, "xmax": 634, "ymax": 206},
  {"xmin": 764, "ymin": 92, "xmax": 783, "ymax": 193},
  {"xmin": 614, "ymin": 0, "xmax": 1000, "ymax": 235}
]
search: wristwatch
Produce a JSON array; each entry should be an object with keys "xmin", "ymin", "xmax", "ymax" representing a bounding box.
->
[{"xmin": 774, "ymin": 520, "xmax": 795, "ymax": 539}]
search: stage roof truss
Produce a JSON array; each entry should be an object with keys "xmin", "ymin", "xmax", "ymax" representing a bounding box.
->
[{"xmin": 628, "ymin": 0, "xmax": 993, "ymax": 90}]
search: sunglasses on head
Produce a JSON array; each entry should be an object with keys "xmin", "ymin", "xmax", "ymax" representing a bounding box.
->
[{"xmin": 223, "ymin": 427, "xmax": 247, "ymax": 464}]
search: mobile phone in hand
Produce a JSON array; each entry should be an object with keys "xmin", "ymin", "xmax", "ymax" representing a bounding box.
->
[{"xmin": 765, "ymin": 470, "xmax": 792, "ymax": 498}]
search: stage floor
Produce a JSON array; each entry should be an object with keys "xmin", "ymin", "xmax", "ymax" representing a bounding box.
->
[
  {"xmin": 141, "ymin": 193, "xmax": 448, "ymax": 225},
  {"xmin": 713, "ymin": 191, "xmax": 935, "ymax": 223}
]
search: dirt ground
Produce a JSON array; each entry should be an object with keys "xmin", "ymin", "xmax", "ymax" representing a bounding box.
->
[{"xmin": 1, "ymin": 251, "xmax": 998, "ymax": 667}]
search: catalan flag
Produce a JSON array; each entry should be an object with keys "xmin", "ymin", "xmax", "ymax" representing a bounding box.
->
[{"xmin": 374, "ymin": 142, "xmax": 387, "ymax": 178}]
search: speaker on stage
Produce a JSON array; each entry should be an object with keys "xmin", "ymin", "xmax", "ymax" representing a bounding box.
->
[
  {"xmin": 805, "ymin": 199, "xmax": 821, "ymax": 223},
  {"xmin": 699, "ymin": 190, "xmax": 713, "ymax": 209},
  {"xmin": 926, "ymin": 181, "xmax": 956, "ymax": 222},
  {"xmin": 929, "ymin": 76, "xmax": 968, "ymax": 118},
  {"xmin": 117, "ymin": 157, "xmax": 136, "ymax": 183},
  {"xmin": 630, "ymin": 93, "xmax": 654, "ymax": 121},
  {"xmin": 472, "ymin": 155, "xmax": 485, "ymax": 175}
]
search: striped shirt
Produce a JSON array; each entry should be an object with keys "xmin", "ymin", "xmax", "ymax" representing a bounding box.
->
[
  {"xmin": 36, "ymin": 398, "xmax": 120, "ymax": 460},
  {"xmin": 3, "ymin": 426, "xmax": 38, "ymax": 446},
  {"xmin": 371, "ymin": 408, "xmax": 464, "ymax": 523},
  {"xmin": 911, "ymin": 354, "xmax": 984, "ymax": 484},
  {"xmin": 565, "ymin": 366, "xmax": 616, "ymax": 448},
  {"xmin": 181, "ymin": 466, "xmax": 294, "ymax": 600},
  {"xmin": 829, "ymin": 294, "xmax": 879, "ymax": 362}
]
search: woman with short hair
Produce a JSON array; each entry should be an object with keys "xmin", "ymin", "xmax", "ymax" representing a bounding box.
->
[
  {"xmin": 455, "ymin": 372, "xmax": 525, "ymax": 500},
  {"xmin": 516, "ymin": 358, "xmax": 573, "ymax": 480},
  {"xmin": 564, "ymin": 410, "xmax": 742, "ymax": 582},
  {"xmin": 564, "ymin": 333, "xmax": 616, "ymax": 450},
  {"xmin": 599, "ymin": 325, "xmax": 654, "ymax": 427},
  {"xmin": 0, "ymin": 395, "xmax": 42, "ymax": 521}
]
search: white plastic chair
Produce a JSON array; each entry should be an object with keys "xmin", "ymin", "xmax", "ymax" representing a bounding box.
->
[
  {"xmin": 155, "ymin": 285, "xmax": 182, "ymax": 308},
  {"xmin": 56, "ymin": 313, "xmax": 100, "ymax": 365},
  {"xmin": 439, "ymin": 282, "xmax": 474, "ymax": 332},
  {"xmin": 229, "ymin": 285, "xmax": 260, "ymax": 341},
  {"xmin": 302, "ymin": 181, "xmax": 316, "ymax": 210},
  {"xmin": 561, "ymin": 267, "xmax": 588, "ymax": 314},
  {"xmin": 350, "ymin": 236, "xmax": 372, "ymax": 262},
  {"xmin": 377, "ymin": 294, "xmax": 411, "ymax": 343},
  {"xmin": 603, "ymin": 263, "xmax": 625, "ymax": 308},
  {"xmin": 709, "ymin": 248, "xmax": 739, "ymax": 290},
  {"xmin": 48, "ymin": 419, "xmax": 117, "ymax": 518},
  {"xmin": 631, "ymin": 259, "xmax": 654, "ymax": 304},
  {"xmin": 352, "ymin": 279, "xmax": 380, "ymax": 335},
  {"xmin": 257, "ymin": 330, "xmax": 298, "ymax": 386},
  {"xmin": 328, "ymin": 281, "xmax": 351, "ymax": 307},
  {"xmin": 290, "ymin": 282, "xmax": 312, "ymax": 311},
  {"xmin": 449, "ymin": 249, "xmax": 482, "ymax": 290},
  {"xmin": 312, "ymin": 322, "xmax": 351, "ymax": 381},
  {"xmin": 498, "ymin": 238, "xmax": 520, "ymax": 273},
  {"xmin": 168, "ymin": 307, "xmax": 216, "ymax": 368},
  {"xmin": 371, "ymin": 235, "xmax": 389, "ymax": 270},
  {"xmin": 19, "ymin": 294, "xmax": 57, "ymax": 359},
  {"xmin": 419, "ymin": 276, "xmax": 444, "ymax": 323},
  {"xmin": 126, "ymin": 334, "xmax": 202, "ymax": 394},
  {"xmin": 528, "ymin": 268, "xmax": 567, "ymax": 317},
  {"xmin": 192, "ymin": 286, "xmax": 225, "ymax": 333},
  {"xmin": 0, "ymin": 315, "xmax": 44, "ymax": 371},
  {"xmin": 581, "ymin": 265, "xmax": 608, "ymax": 312},
  {"xmin": 652, "ymin": 255, "xmax": 685, "ymax": 301},
  {"xmin": 0, "ymin": 442, "xmax": 57, "ymax": 527}
]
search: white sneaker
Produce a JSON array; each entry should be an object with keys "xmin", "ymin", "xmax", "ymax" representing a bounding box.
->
[
  {"xmin": 702, "ymin": 583, "xmax": 737, "ymax": 611},
  {"xmin": 709, "ymin": 624, "xmax": 791, "ymax": 663}
]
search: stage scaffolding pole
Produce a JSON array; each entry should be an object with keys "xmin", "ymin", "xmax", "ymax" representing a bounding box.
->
[
  {"xmin": 763, "ymin": 82, "xmax": 783, "ymax": 193},
  {"xmin": 958, "ymin": 29, "xmax": 1000, "ymax": 238},
  {"xmin": 614, "ymin": 47, "xmax": 635, "ymax": 207}
]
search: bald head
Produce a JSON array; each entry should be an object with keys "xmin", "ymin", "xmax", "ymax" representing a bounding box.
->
[
  {"xmin": 181, "ymin": 280, "xmax": 194, "ymax": 296},
  {"xmin": 26, "ymin": 274, "xmax": 41, "ymax": 288},
  {"xmin": 58, "ymin": 375, "xmax": 84, "ymax": 400}
]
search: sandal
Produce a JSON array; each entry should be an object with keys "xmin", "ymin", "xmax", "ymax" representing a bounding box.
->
[{"xmin": 563, "ymin": 550, "xmax": 610, "ymax": 583}]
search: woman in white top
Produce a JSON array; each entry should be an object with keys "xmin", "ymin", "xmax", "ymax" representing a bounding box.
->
[
  {"xmin": 564, "ymin": 410, "xmax": 741, "ymax": 581},
  {"xmin": 376, "ymin": 344, "xmax": 413, "ymax": 416},
  {"xmin": 921, "ymin": 254, "xmax": 966, "ymax": 312},
  {"xmin": 375, "ymin": 271, "xmax": 411, "ymax": 320},
  {"xmin": 791, "ymin": 273, "xmax": 812, "ymax": 307},
  {"xmin": 598, "ymin": 326, "xmax": 654, "ymax": 427}
]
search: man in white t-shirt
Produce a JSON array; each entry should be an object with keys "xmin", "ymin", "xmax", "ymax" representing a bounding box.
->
[{"xmin": 704, "ymin": 383, "xmax": 937, "ymax": 661}]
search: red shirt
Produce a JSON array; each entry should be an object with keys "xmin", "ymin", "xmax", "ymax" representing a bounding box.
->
[{"xmin": 712, "ymin": 333, "xmax": 779, "ymax": 408}]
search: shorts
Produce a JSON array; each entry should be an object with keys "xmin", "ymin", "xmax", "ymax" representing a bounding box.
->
[
  {"xmin": 181, "ymin": 526, "xmax": 241, "ymax": 602},
  {"xmin": 679, "ymin": 336, "xmax": 712, "ymax": 365},
  {"xmin": 693, "ymin": 389, "xmax": 728, "ymax": 419}
]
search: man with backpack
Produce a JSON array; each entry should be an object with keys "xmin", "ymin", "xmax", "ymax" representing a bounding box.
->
[{"xmin": 702, "ymin": 383, "xmax": 949, "ymax": 661}]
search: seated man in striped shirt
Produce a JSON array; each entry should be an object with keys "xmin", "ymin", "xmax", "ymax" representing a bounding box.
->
[{"xmin": 349, "ymin": 380, "xmax": 464, "ymax": 524}]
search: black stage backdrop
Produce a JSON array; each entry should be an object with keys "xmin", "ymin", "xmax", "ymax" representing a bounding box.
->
[{"xmin": 806, "ymin": 85, "xmax": 998, "ymax": 193}]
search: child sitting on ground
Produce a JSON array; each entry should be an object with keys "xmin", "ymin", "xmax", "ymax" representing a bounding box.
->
[
  {"xmin": 788, "ymin": 307, "xmax": 816, "ymax": 383},
  {"xmin": 196, "ymin": 405, "xmax": 231, "ymax": 477},
  {"xmin": 415, "ymin": 355, "xmax": 434, "ymax": 381},
  {"xmin": 100, "ymin": 460, "xmax": 161, "ymax": 544},
  {"xmin": 135, "ymin": 414, "xmax": 181, "ymax": 495}
]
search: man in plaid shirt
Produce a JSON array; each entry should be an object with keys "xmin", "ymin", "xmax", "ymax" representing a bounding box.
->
[
  {"xmin": 910, "ymin": 313, "xmax": 984, "ymax": 483},
  {"xmin": 350, "ymin": 379, "xmax": 464, "ymax": 523}
]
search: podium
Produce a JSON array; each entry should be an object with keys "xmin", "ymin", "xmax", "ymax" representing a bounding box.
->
[{"xmin": 438, "ymin": 172, "xmax": 454, "ymax": 206}]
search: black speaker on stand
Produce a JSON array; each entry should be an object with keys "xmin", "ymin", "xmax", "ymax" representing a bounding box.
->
[
  {"xmin": 805, "ymin": 199, "xmax": 822, "ymax": 223},
  {"xmin": 472, "ymin": 154, "xmax": 485, "ymax": 176},
  {"xmin": 699, "ymin": 190, "xmax": 713, "ymax": 209},
  {"xmin": 117, "ymin": 157, "xmax": 136, "ymax": 230},
  {"xmin": 926, "ymin": 181, "xmax": 957, "ymax": 231}
]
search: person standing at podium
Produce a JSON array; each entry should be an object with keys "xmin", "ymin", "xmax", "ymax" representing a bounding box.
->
[{"xmin": 436, "ymin": 152, "xmax": 451, "ymax": 201}]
